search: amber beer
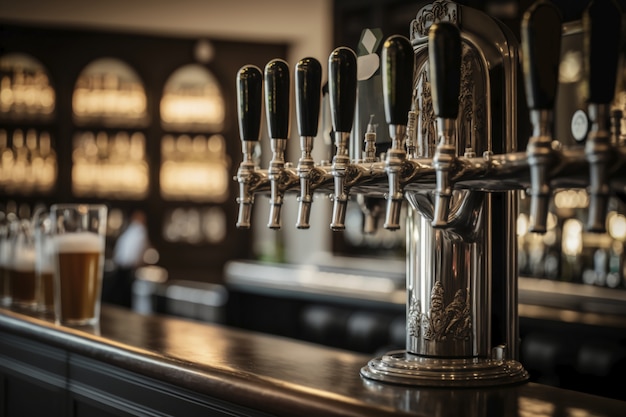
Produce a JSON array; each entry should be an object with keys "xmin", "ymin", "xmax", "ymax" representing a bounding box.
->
[
  {"xmin": 53, "ymin": 231, "xmax": 105, "ymax": 325},
  {"xmin": 37, "ymin": 268, "xmax": 54, "ymax": 313},
  {"xmin": 11, "ymin": 220, "xmax": 38, "ymax": 309},
  {"xmin": 10, "ymin": 256, "xmax": 37, "ymax": 308},
  {"xmin": 0, "ymin": 225, "xmax": 12, "ymax": 306}
]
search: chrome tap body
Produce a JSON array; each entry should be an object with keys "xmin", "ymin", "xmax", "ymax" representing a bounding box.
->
[
  {"xmin": 330, "ymin": 131, "xmax": 351, "ymax": 230},
  {"xmin": 296, "ymin": 135, "xmax": 315, "ymax": 229},
  {"xmin": 383, "ymin": 127, "xmax": 408, "ymax": 230},
  {"xmin": 526, "ymin": 109, "xmax": 555, "ymax": 233}
]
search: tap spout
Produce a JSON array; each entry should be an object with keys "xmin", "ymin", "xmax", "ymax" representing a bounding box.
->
[
  {"xmin": 235, "ymin": 65, "xmax": 263, "ymax": 229},
  {"xmin": 328, "ymin": 47, "xmax": 358, "ymax": 231},
  {"xmin": 429, "ymin": 22, "xmax": 462, "ymax": 228}
]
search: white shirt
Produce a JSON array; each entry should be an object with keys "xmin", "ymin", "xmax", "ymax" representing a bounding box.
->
[{"xmin": 113, "ymin": 221, "xmax": 148, "ymax": 268}]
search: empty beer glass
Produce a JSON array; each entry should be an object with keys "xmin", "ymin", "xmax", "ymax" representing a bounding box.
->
[{"xmin": 51, "ymin": 204, "xmax": 108, "ymax": 326}]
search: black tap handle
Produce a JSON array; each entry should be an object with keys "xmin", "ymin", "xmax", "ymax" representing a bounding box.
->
[
  {"xmin": 328, "ymin": 47, "xmax": 357, "ymax": 133},
  {"xmin": 295, "ymin": 57, "xmax": 322, "ymax": 137},
  {"xmin": 522, "ymin": 0, "xmax": 562, "ymax": 110},
  {"xmin": 382, "ymin": 35, "xmax": 414, "ymax": 126},
  {"xmin": 428, "ymin": 22, "xmax": 462, "ymax": 119},
  {"xmin": 237, "ymin": 65, "xmax": 263, "ymax": 142},
  {"xmin": 264, "ymin": 59, "xmax": 291, "ymax": 139},
  {"xmin": 584, "ymin": 0, "xmax": 622, "ymax": 104}
]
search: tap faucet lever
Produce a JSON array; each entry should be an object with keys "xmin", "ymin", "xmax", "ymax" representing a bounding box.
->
[
  {"xmin": 295, "ymin": 57, "xmax": 322, "ymax": 229},
  {"xmin": 429, "ymin": 22, "xmax": 462, "ymax": 228},
  {"xmin": 328, "ymin": 47, "xmax": 357, "ymax": 231},
  {"xmin": 583, "ymin": 0, "xmax": 622, "ymax": 232},
  {"xmin": 522, "ymin": 0, "xmax": 562, "ymax": 233},
  {"xmin": 264, "ymin": 59, "xmax": 291, "ymax": 229},
  {"xmin": 381, "ymin": 34, "xmax": 414, "ymax": 230},
  {"xmin": 235, "ymin": 65, "xmax": 263, "ymax": 229}
]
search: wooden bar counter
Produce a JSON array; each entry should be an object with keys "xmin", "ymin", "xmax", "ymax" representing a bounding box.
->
[{"xmin": 1, "ymin": 304, "xmax": 625, "ymax": 417}]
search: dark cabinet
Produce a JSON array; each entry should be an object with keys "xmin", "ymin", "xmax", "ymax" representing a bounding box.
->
[
  {"xmin": 0, "ymin": 331, "xmax": 271, "ymax": 417},
  {"xmin": 0, "ymin": 333, "xmax": 67, "ymax": 417}
]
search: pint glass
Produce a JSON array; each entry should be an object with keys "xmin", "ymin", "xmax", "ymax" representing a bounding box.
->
[{"xmin": 51, "ymin": 204, "xmax": 107, "ymax": 326}]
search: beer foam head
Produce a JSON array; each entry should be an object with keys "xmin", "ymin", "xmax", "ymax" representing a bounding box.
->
[
  {"xmin": 53, "ymin": 232, "xmax": 104, "ymax": 253},
  {"xmin": 13, "ymin": 247, "xmax": 36, "ymax": 272}
]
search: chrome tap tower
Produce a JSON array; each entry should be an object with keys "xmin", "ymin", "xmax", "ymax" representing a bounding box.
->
[{"xmin": 234, "ymin": 0, "xmax": 625, "ymax": 386}]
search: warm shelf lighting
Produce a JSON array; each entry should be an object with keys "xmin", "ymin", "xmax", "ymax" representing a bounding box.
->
[
  {"xmin": 160, "ymin": 64, "xmax": 224, "ymax": 132},
  {"xmin": 72, "ymin": 131, "xmax": 149, "ymax": 199},
  {"xmin": 0, "ymin": 53, "xmax": 55, "ymax": 118},
  {"xmin": 72, "ymin": 57, "xmax": 148, "ymax": 126},
  {"xmin": 159, "ymin": 134, "xmax": 229, "ymax": 202}
]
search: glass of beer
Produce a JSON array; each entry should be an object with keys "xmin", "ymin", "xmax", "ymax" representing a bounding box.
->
[
  {"xmin": 51, "ymin": 204, "xmax": 108, "ymax": 326},
  {"xmin": 11, "ymin": 219, "xmax": 38, "ymax": 310}
]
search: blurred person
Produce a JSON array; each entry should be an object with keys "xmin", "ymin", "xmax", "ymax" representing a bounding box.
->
[{"xmin": 104, "ymin": 210, "xmax": 149, "ymax": 308}]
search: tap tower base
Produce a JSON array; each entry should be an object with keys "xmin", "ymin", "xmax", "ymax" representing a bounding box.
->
[{"xmin": 361, "ymin": 350, "xmax": 529, "ymax": 387}]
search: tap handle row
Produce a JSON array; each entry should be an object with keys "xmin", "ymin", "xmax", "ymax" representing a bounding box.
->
[
  {"xmin": 382, "ymin": 35, "xmax": 414, "ymax": 127},
  {"xmin": 295, "ymin": 57, "xmax": 322, "ymax": 138},
  {"xmin": 328, "ymin": 47, "xmax": 357, "ymax": 134},
  {"xmin": 236, "ymin": 65, "xmax": 263, "ymax": 143},
  {"xmin": 521, "ymin": 0, "xmax": 562, "ymax": 233}
]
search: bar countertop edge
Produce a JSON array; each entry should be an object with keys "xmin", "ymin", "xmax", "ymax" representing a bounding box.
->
[{"xmin": 1, "ymin": 305, "xmax": 625, "ymax": 417}]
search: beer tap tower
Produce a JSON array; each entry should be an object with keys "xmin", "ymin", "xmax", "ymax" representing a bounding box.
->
[{"xmin": 234, "ymin": 0, "xmax": 625, "ymax": 386}]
